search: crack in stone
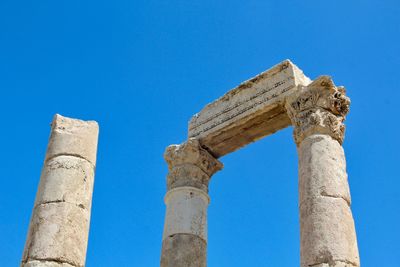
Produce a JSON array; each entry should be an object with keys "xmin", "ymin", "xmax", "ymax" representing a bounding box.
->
[
  {"xmin": 46, "ymin": 153, "xmax": 95, "ymax": 169},
  {"xmin": 309, "ymin": 259, "xmax": 358, "ymax": 267},
  {"xmin": 172, "ymin": 163, "xmax": 211, "ymax": 179},
  {"xmin": 166, "ymin": 233, "xmax": 207, "ymax": 245},
  {"xmin": 320, "ymin": 191, "xmax": 351, "ymax": 207},
  {"xmin": 34, "ymin": 200, "xmax": 87, "ymax": 211},
  {"xmin": 22, "ymin": 257, "xmax": 82, "ymax": 267},
  {"xmin": 299, "ymin": 194, "xmax": 350, "ymax": 209}
]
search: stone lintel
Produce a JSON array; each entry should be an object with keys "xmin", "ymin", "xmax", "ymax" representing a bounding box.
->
[{"xmin": 188, "ymin": 60, "xmax": 311, "ymax": 158}]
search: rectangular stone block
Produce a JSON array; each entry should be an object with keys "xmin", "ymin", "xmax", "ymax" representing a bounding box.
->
[{"xmin": 188, "ymin": 60, "xmax": 311, "ymax": 157}]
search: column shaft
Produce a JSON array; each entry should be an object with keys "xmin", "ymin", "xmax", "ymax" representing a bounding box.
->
[
  {"xmin": 285, "ymin": 76, "xmax": 360, "ymax": 267},
  {"xmin": 21, "ymin": 114, "xmax": 99, "ymax": 267},
  {"xmin": 161, "ymin": 187, "xmax": 209, "ymax": 267},
  {"xmin": 298, "ymin": 134, "xmax": 359, "ymax": 267},
  {"xmin": 161, "ymin": 139, "xmax": 222, "ymax": 267}
]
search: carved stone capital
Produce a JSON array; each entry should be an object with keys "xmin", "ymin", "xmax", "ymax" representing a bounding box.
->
[
  {"xmin": 164, "ymin": 138, "xmax": 223, "ymax": 192},
  {"xmin": 285, "ymin": 76, "xmax": 350, "ymax": 145}
]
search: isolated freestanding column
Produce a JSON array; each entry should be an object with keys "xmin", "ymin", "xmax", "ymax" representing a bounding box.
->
[
  {"xmin": 286, "ymin": 77, "xmax": 360, "ymax": 267},
  {"xmin": 21, "ymin": 114, "xmax": 99, "ymax": 267},
  {"xmin": 161, "ymin": 138, "xmax": 222, "ymax": 267}
]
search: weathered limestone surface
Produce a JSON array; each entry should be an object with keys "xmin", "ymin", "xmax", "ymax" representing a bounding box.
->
[
  {"xmin": 189, "ymin": 60, "xmax": 311, "ymax": 157},
  {"xmin": 163, "ymin": 187, "xmax": 210, "ymax": 241},
  {"xmin": 298, "ymin": 135, "xmax": 351, "ymax": 207},
  {"xmin": 161, "ymin": 234, "xmax": 207, "ymax": 267},
  {"xmin": 161, "ymin": 139, "xmax": 222, "ymax": 267},
  {"xmin": 21, "ymin": 114, "xmax": 99, "ymax": 267},
  {"xmin": 286, "ymin": 80, "xmax": 360, "ymax": 267},
  {"xmin": 35, "ymin": 156, "xmax": 95, "ymax": 210},
  {"xmin": 300, "ymin": 195, "xmax": 359, "ymax": 267},
  {"xmin": 46, "ymin": 115, "xmax": 98, "ymax": 165},
  {"xmin": 22, "ymin": 203, "xmax": 90, "ymax": 266}
]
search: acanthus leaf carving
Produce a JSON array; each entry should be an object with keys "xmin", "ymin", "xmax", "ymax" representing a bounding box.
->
[
  {"xmin": 164, "ymin": 138, "xmax": 223, "ymax": 191},
  {"xmin": 285, "ymin": 76, "xmax": 350, "ymax": 145}
]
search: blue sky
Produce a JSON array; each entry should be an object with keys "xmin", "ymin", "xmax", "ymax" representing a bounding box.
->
[{"xmin": 1, "ymin": 0, "xmax": 399, "ymax": 266}]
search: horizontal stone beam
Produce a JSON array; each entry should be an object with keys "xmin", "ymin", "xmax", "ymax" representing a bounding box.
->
[{"xmin": 188, "ymin": 60, "xmax": 311, "ymax": 157}]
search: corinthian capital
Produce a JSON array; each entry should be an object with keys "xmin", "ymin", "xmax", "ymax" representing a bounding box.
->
[
  {"xmin": 285, "ymin": 76, "xmax": 350, "ymax": 145},
  {"xmin": 164, "ymin": 138, "xmax": 223, "ymax": 192}
]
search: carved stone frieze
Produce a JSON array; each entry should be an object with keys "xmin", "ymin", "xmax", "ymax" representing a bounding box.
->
[
  {"xmin": 164, "ymin": 138, "xmax": 223, "ymax": 192},
  {"xmin": 285, "ymin": 76, "xmax": 350, "ymax": 145}
]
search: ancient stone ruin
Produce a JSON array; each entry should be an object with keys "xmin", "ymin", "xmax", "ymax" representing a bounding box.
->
[
  {"xmin": 21, "ymin": 60, "xmax": 359, "ymax": 267},
  {"xmin": 21, "ymin": 115, "xmax": 99, "ymax": 267},
  {"xmin": 160, "ymin": 60, "xmax": 359, "ymax": 267}
]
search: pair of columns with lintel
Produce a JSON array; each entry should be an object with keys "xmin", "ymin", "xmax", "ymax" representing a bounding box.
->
[{"xmin": 161, "ymin": 77, "xmax": 360, "ymax": 267}]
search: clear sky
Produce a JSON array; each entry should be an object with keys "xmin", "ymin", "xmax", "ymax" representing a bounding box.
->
[{"xmin": 1, "ymin": 0, "xmax": 399, "ymax": 266}]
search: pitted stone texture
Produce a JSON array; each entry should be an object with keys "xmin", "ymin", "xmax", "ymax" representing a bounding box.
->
[
  {"xmin": 22, "ymin": 203, "xmax": 90, "ymax": 267},
  {"xmin": 161, "ymin": 234, "xmax": 206, "ymax": 267},
  {"xmin": 286, "ymin": 76, "xmax": 350, "ymax": 145},
  {"xmin": 46, "ymin": 114, "xmax": 99, "ymax": 165},
  {"xmin": 164, "ymin": 138, "xmax": 222, "ymax": 192},
  {"xmin": 300, "ymin": 197, "xmax": 359, "ymax": 267},
  {"xmin": 35, "ymin": 156, "xmax": 94, "ymax": 210},
  {"xmin": 189, "ymin": 60, "xmax": 311, "ymax": 157},
  {"xmin": 298, "ymin": 135, "xmax": 351, "ymax": 205},
  {"xmin": 22, "ymin": 260, "xmax": 75, "ymax": 267},
  {"xmin": 163, "ymin": 187, "xmax": 209, "ymax": 242}
]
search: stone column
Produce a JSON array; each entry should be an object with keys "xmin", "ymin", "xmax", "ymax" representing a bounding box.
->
[
  {"xmin": 161, "ymin": 138, "xmax": 222, "ymax": 267},
  {"xmin": 286, "ymin": 77, "xmax": 360, "ymax": 267},
  {"xmin": 21, "ymin": 114, "xmax": 99, "ymax": 267}
]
